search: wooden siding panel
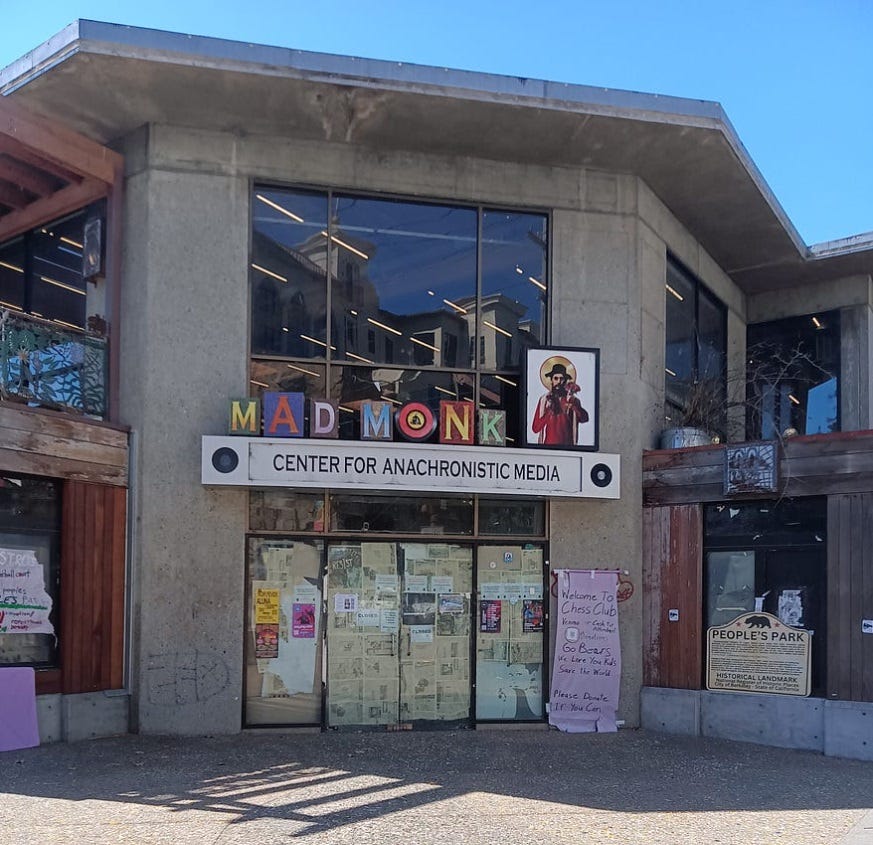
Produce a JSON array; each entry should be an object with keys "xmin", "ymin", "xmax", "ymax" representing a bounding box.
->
[
  {"xmin": 644, "ymin": 431, "xmax": 873, "ymax": 506},
  {"xmin": 642, "ymin": 504, "xmax": 702, "ymax": 690},
  {"xmin": 0, "ymin": 406, "xmax": 128, "ymax": 487},
  {"xmin": 60, "ymin": 481, "xmax": 126, "ymax": 694},
  {"xmin": 827, "ymin": 493, "xmax": 873, "ymax": 702}
]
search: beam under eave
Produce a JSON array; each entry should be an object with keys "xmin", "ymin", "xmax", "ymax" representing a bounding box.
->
[
  {"xmin": 0, "ymin": 97, "xmax": 121, "ymax": 186},
  {"xmin": 0, "ymin": 154, "xmax": 57, "ymax": 197},
  {"xmin": 0, "ymin": 178, "xmax": 108, "ymax": 242}
]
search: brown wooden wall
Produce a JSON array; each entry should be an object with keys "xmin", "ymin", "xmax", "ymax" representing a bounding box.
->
[
  {"xmin": 56, "ymin": 481, "xmax": 127, "ymax": 694},
  {"xmin": 827, "ymin": 493, "xmax": 873, "ymax": 701},
  {"xmin": 0, "ymin": 405, "xmax": 128, "ymax": 487},
  {"xmin": 643, "ymin": 504, "xmax": 703, "ymax": 689}
]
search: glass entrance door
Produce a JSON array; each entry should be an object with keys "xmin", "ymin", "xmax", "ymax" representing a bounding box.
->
[
  {"xmin": 475, "ymin": 544, "xmax": 546, "ymax": 720},
  {"xmin": 325, "ymin": 541, "xmax": 473, "ymax": 728}
]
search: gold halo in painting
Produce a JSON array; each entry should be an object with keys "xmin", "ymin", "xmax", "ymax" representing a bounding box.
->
[{"xmin": 539, "ymin": 356, "xmax": 576, "ymax": 389}]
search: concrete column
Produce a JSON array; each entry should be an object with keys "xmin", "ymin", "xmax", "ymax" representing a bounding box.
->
[
  {"xmin": 120, "ymin": 129, "xmax": 250, "ymax": 734},
  {"xmin": 549, "ymin": 184, "xmax": 645, "ymax": 727}
]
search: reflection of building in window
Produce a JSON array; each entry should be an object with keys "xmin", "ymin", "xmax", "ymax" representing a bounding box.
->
[
  {"xmin": 664, "ymin": 256, "xmax": 726, "ymax": 431},
  {"xmin": 747, "ymin": 311, "xmax": 840, "ymax": 438}
]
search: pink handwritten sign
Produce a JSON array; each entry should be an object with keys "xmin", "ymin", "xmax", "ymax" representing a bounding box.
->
[{"xmin": 549, "ymin": 569, "xmax": 621, "ymax": 732}]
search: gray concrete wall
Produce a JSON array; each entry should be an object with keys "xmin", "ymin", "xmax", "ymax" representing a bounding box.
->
[
  {"xmin": 119, "ymin": 126, "xmax": 249, "ymax": 735},
  {"xmin": 117, "ymin": 123, "xmax": 744, "ymax": 735},
  {"xmin": 642, "ymin": 687, "xmax": 873, "ymax": 761}
]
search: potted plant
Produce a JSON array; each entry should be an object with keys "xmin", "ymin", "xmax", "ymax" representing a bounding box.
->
[{"xmin": 661, "ymin": 376, "xmax": 725, "ymax": 449}]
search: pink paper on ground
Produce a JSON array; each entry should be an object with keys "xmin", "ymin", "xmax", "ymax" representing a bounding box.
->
[{"xmin": 0, "ymin": 667, "xmax": 40, "ymax": 752}]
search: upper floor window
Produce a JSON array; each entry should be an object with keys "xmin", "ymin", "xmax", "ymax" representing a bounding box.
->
[
  {"xmin": 250, "ymin": 187, "xmax": 548, "ymax": 445},
  {"xmin": 746, "ymin": 311, "xmax": 840, "ymax": 438},
  {"xmin": 0, "ymin": 206, "xmax": 108, "ymax": 418},
  {"xmin": 664, "ymin": 257, "xmax": 727, "ymax": 432}
]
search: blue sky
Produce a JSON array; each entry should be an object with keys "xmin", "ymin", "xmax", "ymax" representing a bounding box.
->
[{"xmin": 1, "ymin": 0, "xmax": 870, "ymax": 246}]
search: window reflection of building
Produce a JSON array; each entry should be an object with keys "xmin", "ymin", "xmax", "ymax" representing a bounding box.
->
[
  {"xmin": 250, "ymin": 187, "xmax": 548, "ymax": 446},
  {"xmin": 747, "ymin": 311, "xmax": 840, "ymax": 438}
]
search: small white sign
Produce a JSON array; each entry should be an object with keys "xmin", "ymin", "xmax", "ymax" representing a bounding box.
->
[
  {"xmin": 668, "ymin": 609, "xmax": 680, "ymax": 622},
  {"xmin": 430, "ymin": 576, "xmax": 454, "ymax": 594},
  {"xmin": 404, "ymin": 575, "xmax": 429, "ymax": 591},
  {"xmin": 333, "ymin": 593, "xmax": 358, "ymax": 613},
  {"xmin": 374, "ymin": 574, "xmax": 398, "ymax": 592},
  {"xmin": 409, "ymin": 625, "xmax": 434, "ymax": 643},
  {"xmin": 862, "ymin": 619, "xmax": 873, "ymax": 634},
  {"xmin": 380, "ymin": 609, "xmax": 399, "ymax": 632},
  {"xmin": 356, "ymin": 608, "xmax": 380, "ymax": 627}
]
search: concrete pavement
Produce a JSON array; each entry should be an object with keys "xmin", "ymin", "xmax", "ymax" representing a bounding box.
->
[{"xmin": 2, "ymin": 728, "xmax": 872, "ymax": 844}]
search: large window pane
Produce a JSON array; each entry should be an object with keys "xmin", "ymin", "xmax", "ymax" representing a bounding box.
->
[
  {"xmin": 330, "ymin": 494, "xmax": 473, "ymax": 535},
  {"xmin": 244, "ymin": 538, "xmax": 324, "ymax": 726},
  {"xmin": 664, "ymin": 258, "xmax": 726, "ymax": 433},
  {"xmin": 480, "ymin": 210, "xmax": 548, "ymax": 368},
  {"xmin": 332, "ymin": 195, "xmax": 477, "ymax": 368},
  {"xmin": 0, "ymin": 237, "xmax": 25, "ymax": 312},
  {"xmin": 331, "ymin": 365, "xmax": 475, "ymax": 441},
  {"xmin": 747, "ymin": 311, "xmax": 840, "ymax": 438},
  {"xmin": 251, "ymin": 189, "xmax": 329, "ymax": 358},
  {"xmin": 29, "ymin": 211, "xmax": 88, "ymax": 329},
  {"xmin": 475, "ymin": 544, "xmax": 545, "ymax": 719}
]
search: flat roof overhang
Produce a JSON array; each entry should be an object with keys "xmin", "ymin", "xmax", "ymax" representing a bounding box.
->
[
  {"xmin": 0, "ymin": 95, "xmax": 122, "ymax": 242},
  {"xmin": 2, "ymin": 20, "xmax": 870, "ymax": 294}
]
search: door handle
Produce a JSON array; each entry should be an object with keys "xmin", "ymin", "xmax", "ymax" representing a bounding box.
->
[{"xmin": 406, "ymin": 630, "xmax": 412, "ymax": 657}]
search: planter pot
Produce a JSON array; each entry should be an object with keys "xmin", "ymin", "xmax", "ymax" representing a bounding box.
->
[{"xmin": 660, "ymin": 427, "xmax": 713, "ymax": 449}]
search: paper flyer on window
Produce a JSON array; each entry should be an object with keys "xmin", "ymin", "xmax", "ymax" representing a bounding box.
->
[
  {"xmin": 549, "ymin": 569, "xmax": 620, "ymax": 733},
  {"xmin": 0, "ymin": 548, "xmax": 54, "ymax": 635}
]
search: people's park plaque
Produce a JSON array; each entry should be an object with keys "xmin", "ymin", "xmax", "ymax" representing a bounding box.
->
[{"xmin": 707, "ymin": 611, "xmax": 811, "ymax": 696}]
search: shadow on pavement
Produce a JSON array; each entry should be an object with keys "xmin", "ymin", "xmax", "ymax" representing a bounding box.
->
[{"xmin": 2, "ymin": 729, "xmax": 872, "ymax": 837}]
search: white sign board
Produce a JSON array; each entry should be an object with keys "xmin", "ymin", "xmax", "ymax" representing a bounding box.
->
[{"xmin": 202, "ymin": 436, "xmax": 620, "ymax": 499}]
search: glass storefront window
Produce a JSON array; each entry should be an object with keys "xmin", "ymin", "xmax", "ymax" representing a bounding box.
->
[
  {"xmin": 251, "ymin": 189, "xmax": 329, "ymax": 358},
  {"xmin": 324, "ymin": 541, "xmax": 473, "ymax": 728},
  {"xmin": 475, "ymin": 544, "xmax": 545, "ymax": 720},
  {"xmin": 249, "ymin": 187, "xmax": 549, "ymax": 444},
  {"xmin": 478, "ymin": 499, "xmax": 545, "ymax": 536},
  {"xmin": 249, "ymin": 490, "xmax": 325, "ymax": 532},
  {"xmin": 664, "ymin": 258, "xmax": 726, "ymax": 432},
  {"xmin": 747, "ymin": 311, "xmax": 840, "ymax": 438},
  {"xmin": 330, "ymin": 494, "xmax": 473, "ymax": 535},
  {"xmin": 331, "ymin": 196, "xmax": 478, "ymax": 369},
  {"xmin": 244, "ymin": 538, "xmax": 324, "ymax": 726},
  {"xmin": 480, "ymin": 210, "xmax": 548, "ymax": 368},
  {"xmin": 704, "ymin": 499, "xmax": 827, "ymax": 696}
]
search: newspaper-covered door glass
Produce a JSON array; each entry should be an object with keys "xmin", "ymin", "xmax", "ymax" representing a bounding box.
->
[
  {"xmin": 475, "ymin": 544, "xmax": 545, "ymax": 720},
  {"xmin": 326, "ymin": 542, "xmax": 402, "ymax": 727},
  {"xmin": 244, "ymin": 538, "xmax": 324, "ymax": 726},
  {"xmin": 399, "ymin": 543, "xmax": 473, "ymax": 726}
]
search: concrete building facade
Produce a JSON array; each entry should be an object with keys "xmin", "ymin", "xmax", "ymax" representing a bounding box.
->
[{"xmin": 1, "ymin": 21, "xmax": 871, "ymax": 756}]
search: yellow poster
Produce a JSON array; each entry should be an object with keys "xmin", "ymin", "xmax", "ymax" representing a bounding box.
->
[{"xmin": 255, "ymin": 588, "xmax": 280, "ymax": 624}]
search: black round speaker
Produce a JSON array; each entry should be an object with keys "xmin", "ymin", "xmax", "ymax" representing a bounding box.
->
[
  {"xmin": 212, "ymin": 446, "xmax": 239, "ymax": 474},
  {"xmin": 590, "ymin": 463, "xmax": 612, "ymax": 488}
]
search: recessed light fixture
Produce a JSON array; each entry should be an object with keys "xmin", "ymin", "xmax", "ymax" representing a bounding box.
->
[
  {"xmin": 286, "ymin": 363, "xmax": 321, "ymax": 377},
  {"xmin": 251, "ymin": 263, "xmax": 287, "ymax": 283},
  {"xmin": 367, "ymin": 317, "xmax": 402, "ymax": 336},
  {"xmin": 483, "ymin": 319, "xmax": 512, "ymax": 338},
  {"xmin": 409, "ymin": 336, "xmax": 440, "ymax": 353},
  {"xmin": 256, "ymin": 194, "xmax": 304, "ymax": 222},
  {"xmin": 666, "ymin": 284, "xmax": 684, "ymax": 301},
  {"xmin": 321, "ymin": 231, "xmax": 369, "ymax": 260}
]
